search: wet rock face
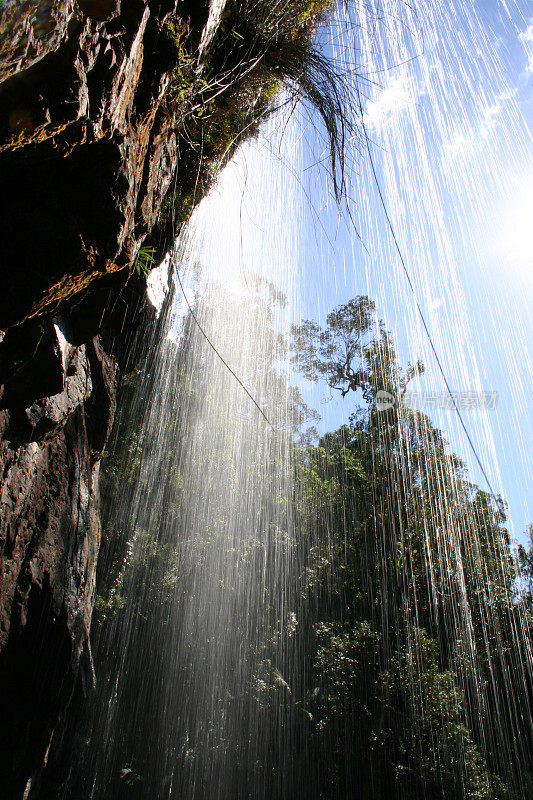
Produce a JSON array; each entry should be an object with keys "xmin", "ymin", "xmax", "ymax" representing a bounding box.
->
[
  {"xmin": 0, "ymin": 0, "xmax": 208, "ymax": 792},
  {"xmin": 0, "ymin": 324, "xmax": 116, "ymax": 798},
  {"xmin": 0, "ymin": 279, "xmax": 154, "ymax": 796}
]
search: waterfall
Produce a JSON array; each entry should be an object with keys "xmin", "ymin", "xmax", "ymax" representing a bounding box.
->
[
  {"xmin": 62, "ymin": 1, "xmax": 533, "ymax": 798},
  {"xmin": 69, "ymin": 118, "xmax": 311, "ymax": 799}
]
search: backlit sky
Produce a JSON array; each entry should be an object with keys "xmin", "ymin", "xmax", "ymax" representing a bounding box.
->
[
  {"xmin": 295, "ymin": 0, "xmax": 533, "ymax": 543},
  {"xmin": 163, "ymin": 0, "xmax": 533, "ymax": 545}
]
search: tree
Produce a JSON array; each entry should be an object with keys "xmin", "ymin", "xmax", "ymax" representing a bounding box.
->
[
  {"xmin": 518, "ymin": 525, "xmax": 533, "ymax": 610},
  {"xmin": 291, "ymin": 295, "xmax": 423, "ymax": 400},
  {"xmin": 287, "ymin": 296, "xmax": 531, "ymax": 798}
]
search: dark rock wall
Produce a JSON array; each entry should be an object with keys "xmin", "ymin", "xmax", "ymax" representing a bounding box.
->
[
  {"xmin": 0, "ymin": 290, "xmax": 155, "ymax": 797},
  {"xmin": 0, "ymin": 330, "xmax": 112, "ymax": 796},
  {"xmin": 0, "ymin": 0, "xmax": 211, "ymax": 792},
  {"xmin": 0, "ymin": 340, "xmax": 109, "ymax": 796},
  {"xmin": 0, "ymin": 0, "xmax": 200, "ymax": 328}
]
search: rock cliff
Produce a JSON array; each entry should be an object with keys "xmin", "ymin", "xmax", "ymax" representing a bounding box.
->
[{"xmin": 0, "ymin": 0, "xmax": 211, "ymax": 792}]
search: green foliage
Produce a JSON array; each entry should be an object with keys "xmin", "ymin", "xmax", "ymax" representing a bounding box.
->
[
  {"xmin": 285, "ymin": 296, "xmax": 529, "ymax": 798},
  {"xmin": 133, "ymin": 246, "xmax": 156, "ymax": 277},
  {"xmin": 291, "ymin": 296, "xmax": 425, "ymax": 400},
  {"xmin": 310, "ymin": 622, "xmax": 497, "ymax": 797},
  {"xmin": 119, "ymin": 765, "xmax": 141, "ymax": 787},
  {"xmin": 518, "ymin": 524, "xmax": 533, "ymax": 606},
  {"xmin": 88, "ymin": 289, "xmax": 530, "ymax": 798},
  {"xmin": 289, "ymin": 0, "xmax": 335, "ymax": 24},
  {"xmin": 149, "ymin": 0, "xmax": 352, "ymax": 244}
]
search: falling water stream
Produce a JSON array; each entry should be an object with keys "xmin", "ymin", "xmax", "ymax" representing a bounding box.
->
[{"xmin": 64, "ymin": 1, "xmax": 533, "ymax": 798}]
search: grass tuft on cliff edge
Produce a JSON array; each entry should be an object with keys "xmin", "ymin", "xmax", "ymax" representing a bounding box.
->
[{"xmin": 142, "ymin": 0, "xmax": 353, "ymax": 267}]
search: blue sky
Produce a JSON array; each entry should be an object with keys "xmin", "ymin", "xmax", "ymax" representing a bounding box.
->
[
  {"xmin": 292, "ymin": 0, "xmax": 533, "ymax": 543},
  {"xmin": 161, "ymin": 0, "xmax": 532, "ymax": 545}
]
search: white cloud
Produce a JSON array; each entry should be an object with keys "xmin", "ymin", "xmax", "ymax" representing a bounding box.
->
[
  {"xmin": 497, "ymin": 87, "xmax": 518, "ymax": 102},
  {"xmin": 444, "ymin": 131, "xmax": 473, "ymax": 158},
  {"xmin": 443, "ymin": 99, "xmax": 507, "ymax": 158},
  {"xmin": 363, "ymin": 73, "xmax": 414, "ymax": 129},
  {"xmin": 519, "ymin": 20, "xmax": 533, "ymax": 43},
  {"xmin": 427, "ymin": 297, "xmax": 443, "ymax": 313},
  {"xmin": 480, "ymin": 102, "xmax": 503, "ymax": 138},
  {"xmin": 519, "ymin": 19, "xmax": 533, "ymax": 72},
  {"xmin": 483, "ymin": 103, "xmax": 501, "ymax": 122}
]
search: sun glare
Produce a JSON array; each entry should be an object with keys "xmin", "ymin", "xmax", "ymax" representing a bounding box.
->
[{"xmin": 497, "ymin": 174, "xmax": 533, "ymax": 278}]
